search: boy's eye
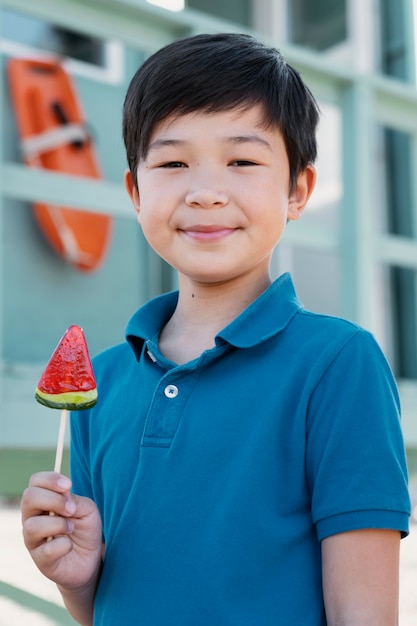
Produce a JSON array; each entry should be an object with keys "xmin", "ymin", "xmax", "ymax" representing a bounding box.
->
[
  {"xmin": 231, "ymin": 160, "xmax": 257, "ymax": 167},
  {"xmin": 159, "ymin": 161, "xmax": 187, "ymax": 168}
]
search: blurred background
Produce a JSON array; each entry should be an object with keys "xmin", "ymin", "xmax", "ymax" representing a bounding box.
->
[
  {"xmin": 0, "ymin": 0, "xmax": 416, "ymax": 534},
  {"xmin": 1, "ymin": 0, "xmax": 417, "ymax": 624}
]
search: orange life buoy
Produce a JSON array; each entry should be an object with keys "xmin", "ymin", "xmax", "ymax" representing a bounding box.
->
[{"xmin": 7, "ymin": 57, "xmax": 112, "ymax": 272}]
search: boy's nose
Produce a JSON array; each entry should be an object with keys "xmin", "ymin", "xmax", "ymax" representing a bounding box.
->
[{"xmin": 185, "ymin": 179, "xmax": 228, "ymax": 209}]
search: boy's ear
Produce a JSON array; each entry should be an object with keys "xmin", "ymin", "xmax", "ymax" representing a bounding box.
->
[
  {"xmin": 287, "ymin": 165, "xmax": 316, "ymax": 221},
  {"xmin": 124, "ymin": 169, "xmax": 141, "ymax": 220}
]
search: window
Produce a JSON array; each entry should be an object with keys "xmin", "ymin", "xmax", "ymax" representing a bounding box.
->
[
  {"xmin": 186, "ymin": 0, "xmax": 251, "ymax": 27},
  {"xmin": 380, "ymin": 127, "xmax": 417, "ymax": 379},
  {"xmin": 289, "ymin": 0, "xmax": 348, "ymax": 51},
  {"xmin": 0, "ymin": 8, "xmax": 124, "ymax": 84}
]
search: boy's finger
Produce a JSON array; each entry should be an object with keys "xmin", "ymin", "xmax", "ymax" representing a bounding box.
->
[
  {"xmin": 23, "ymin": 515, "xmax": 74, "ymax": 551},
  {"xmin": 21, "ymin": 485, "xmax": 76, "ymax": 522},
  {"xmin": 28, "ymin": 471, "xmax": 72, "ymax": 493},
  {"xmin": 29, "ymin": 535, "xmax": 74, "ymax": 573}
]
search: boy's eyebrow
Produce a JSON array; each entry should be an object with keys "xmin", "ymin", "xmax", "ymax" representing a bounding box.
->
[
  {"xmin": 225, "ymin": 134, "xmax": 273, "ymax": 151},
  {"xmin": 147, "ymin": 138, "xmax": 185, "ymax": 152},
  {"xmin": 147, "ymin": 134, "xmax": 273, "ymax": 153}
]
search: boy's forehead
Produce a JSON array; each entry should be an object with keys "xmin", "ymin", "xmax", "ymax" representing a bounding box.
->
[{"xmin": 147, "ymin": 104, "xmax": 279, "ymax": 145}]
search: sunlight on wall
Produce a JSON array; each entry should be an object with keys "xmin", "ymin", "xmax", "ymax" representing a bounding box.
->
[{"xmin": 146, "ymin": 0, "xmax": 185, "ymax": 11}]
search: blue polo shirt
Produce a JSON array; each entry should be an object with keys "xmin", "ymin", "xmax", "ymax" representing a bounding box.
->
[{"xmin": 70, "ymin": 273, "xmax": 410, "ymax": 625}]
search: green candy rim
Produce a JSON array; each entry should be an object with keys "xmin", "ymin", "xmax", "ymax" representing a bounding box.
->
[{"xmin": 35, "ymin": 388, "xmax": 98, "ymax": 411}]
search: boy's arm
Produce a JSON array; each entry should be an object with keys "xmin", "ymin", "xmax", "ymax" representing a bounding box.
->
[
  {"xmin": 57, "ymin": 567, "xmax": 102, "ymax": 626},
  {"xmin": 57, "ymin": 544, "xmax": 105, "ymax": 626},
  {"xmin": 322, "ymin": 528, "xmax": 401, "ymax": 625}
]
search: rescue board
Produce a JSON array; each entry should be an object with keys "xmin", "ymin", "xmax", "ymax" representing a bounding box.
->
[{"xmin": 7, "ymin": 57, "xmax": 112, "ymax": 272}]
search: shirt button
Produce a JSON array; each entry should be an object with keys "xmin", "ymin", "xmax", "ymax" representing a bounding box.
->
[{"xmin": 164, "ymin": 384, "xmax": 179, "ymax": 398}]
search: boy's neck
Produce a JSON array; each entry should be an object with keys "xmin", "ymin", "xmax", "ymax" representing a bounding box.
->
[{"xmin": 158, "ymin": 273, "xmax": 272, "ymax": 364}]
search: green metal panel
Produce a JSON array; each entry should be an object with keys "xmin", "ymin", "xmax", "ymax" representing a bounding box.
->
[
  {"xmin": 340, "ymin": 80, "xmax": 376, "ymax": 329},
  {"xmin": 1, "ymin": 0, "xmax": 249, "ymax": 50},
  {"xmin": 1, "ymin": 164, "xmax": 132, "ymax": 216},
  {"xmin": 377, "ymin": 234, "xmax": 417, "ymax": 269},
  {"xmin": 373, "ymin": 75, "xmax": 417, "ymax": 131},
  {"xmin": 2, "ymin": 0, "xmax": 189, "ymax": 50}
]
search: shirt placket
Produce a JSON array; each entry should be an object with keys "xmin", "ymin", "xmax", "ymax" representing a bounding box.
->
[{"xmin": 141, "ymin": 359, "xmax": 200, "ymax": 448}]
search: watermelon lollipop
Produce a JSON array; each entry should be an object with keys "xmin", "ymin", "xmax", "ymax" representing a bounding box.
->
[
  {"xmin": 35, "ymin": 325, "xmax": 97, "ymax": 410},
  {"xmin": 35, "ymin": 325, "xmax": 97, "ymax": 474}
]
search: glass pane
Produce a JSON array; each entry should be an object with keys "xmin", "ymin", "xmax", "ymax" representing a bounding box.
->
[
  {"xmin": 186, "ymin": 0, "xmax": 251, "ymax": 26},
  {"xmin": 2, "ymin": 8, "xmax": 106, "ymax": 67},
  {"xmin": 376, "ymin": 264, "xmax": 417, "ymax": 380},
  {"xmin": 273, "ymin": 102, "xmax": 342, "ymax": 316},
  {"xmin": 289, "ymin": 0, "xmax": 347, "ymax": 51},
  {"xmin": 381, "ymin": 127, "xmax": 414, "ymax": 238},
  {"xmin": 303, "ymin": 102, "xmax": 342, "ymax": 230}
]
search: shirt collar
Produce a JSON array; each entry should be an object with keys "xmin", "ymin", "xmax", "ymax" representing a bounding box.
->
[
  {"xmin": 217, "ymin": 273, "xmax": 302, "ymax": 348},
  {"xmin": 126, "ymin": 273, "xmax": 302, "ymax": 359}
]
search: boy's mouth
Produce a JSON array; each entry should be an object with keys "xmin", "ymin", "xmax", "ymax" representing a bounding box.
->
[{"xmin": 182, "ymin": 225, "xmax": 237, "ymax": 241}]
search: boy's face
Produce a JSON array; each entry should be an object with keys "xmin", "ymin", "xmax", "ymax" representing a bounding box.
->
[{"xmin": 125, "ymin": 105, "xmax": 315, "ymax": 288}]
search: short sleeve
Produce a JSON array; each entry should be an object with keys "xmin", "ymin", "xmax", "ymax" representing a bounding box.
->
[{"xmin": 306, "ymin": 328, "xmax": 410, "ymax": 540}]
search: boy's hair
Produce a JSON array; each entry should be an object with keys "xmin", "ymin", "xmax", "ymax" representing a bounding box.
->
[{"xmin": 123, "ymin": 33, "xmax": 320, "ymax": 191}]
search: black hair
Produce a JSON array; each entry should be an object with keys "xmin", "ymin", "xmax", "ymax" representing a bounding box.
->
[{"xmin": 123, "ymin": 33, "xmax": 320, "ymax": 190}]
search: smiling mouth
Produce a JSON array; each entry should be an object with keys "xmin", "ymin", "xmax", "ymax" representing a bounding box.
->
[{"xmin": 182, "ymin": 225, "xmax": 237, "ymax": 241}]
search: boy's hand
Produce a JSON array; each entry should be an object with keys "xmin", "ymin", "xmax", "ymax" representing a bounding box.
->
[{"xmin": 21, "ymin": 472, "xmax": 103, "ymax": 591}]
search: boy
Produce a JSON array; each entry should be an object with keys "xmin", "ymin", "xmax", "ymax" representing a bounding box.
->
[{"xmin": 21, "ymin": 33, "xmax": 410, "ymax": 625}]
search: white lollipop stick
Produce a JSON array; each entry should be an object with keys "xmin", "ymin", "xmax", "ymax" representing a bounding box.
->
[
  {"xmin": 48, "ymin": 408, "xmax": 69, "ymax": 540},
  {"xmin": 54, "ymin": 408, "xmax": 68, "ymax": 473}
]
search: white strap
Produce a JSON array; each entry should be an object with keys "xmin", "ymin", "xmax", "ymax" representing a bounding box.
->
[
  {"xmin": 45, "ymin": 204, "xmax": 94, "ymax": 266},
  {"xmin": 21, "ymin": 124, "xmax": 88, "ymax": 159}
]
